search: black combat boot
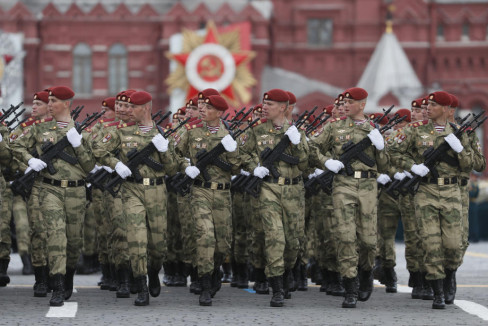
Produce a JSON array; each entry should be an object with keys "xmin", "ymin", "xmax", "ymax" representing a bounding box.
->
[
  {"xmin": 329, "ymin": 272, "xmax": 346, "ymax": 296},
  {"xmin": 444, "ymin": 269, "xmax": 457, "ymax": 304},
  {"xmin": 108, "ymin": 264, "xmax": 118, "ymax": 291},
  {"xmin": 372, "ymin": 257, "xmax": 384, "ymax": 284},
  {"xmin": 358, "ymin": 269, "xmax": 373, "ymax": 302},
  {"xmin": 190, "ymin": 267, "xmax": 202, "ymax": 294},
  {"xmin": 320, "ymin": 269, "xmax": 330, "ymax": 293},
  {"xmin": 129, "ymin": 268, "xmax": 138, "ymax": 294},
  {"xmin": 147, "ymin": 266, "xmax": 161, "ymax": 298},
  {"xmin": 21, "ymin": 254, "xmax": 34, "ymax": 275},
  {"xmin": 99, "ymin": 264, "xmax": 110, "ymax": 290},
  {"xmin": 173, "ymin": 261, "xmax": 187, "ymax": 287},
  {"xmin": 64, "ymin": 267, "xmax": 76, "ymax": 300},
  {"xmin": 199, "ymin": 274, "xmax": 212, "ymax": 306},
  {"xmin": 297, "ymin": 263, "xmax": 308, "ymax": 291},
  {"xmin": 253, "ymin": 268, "xmax": 269, "ymax": 294},
  {"xmin": 283, "ymin": 269, "xmax": 292, "ymax": 299},
  {"xmin": 116, "ymin": 268, "xmax": 131, "ymax": 298},
  {"xmin": 0, "ymin": 259, "xmax": 10, "ymax": 287},
  {"xmin": 210, "ymin": 267, "xmax": 223, "ymax": 298},
  {"xmin": 162, "ymin": 261, "xmax": 175, "ymax": 286},
  {"xmin": 431, "ymin": 279, "xmax": 446, "ymax": 309},
  {"xmin": 383, "ymin": 267, "xmax": 397, "ymax": 293},
  {"xmin": 50, "ymin": 273, "xmax": 65, "ymax": 307},
  {"xmin": 134, "ymin": 275, "xmax": 149, "ymax": 306},
  {"xmin": 237, "ymin": 263, "xmax": 249, "ymax": 289},
  {"xmin": 421, "ymin": 272, "xmax": 434, "ymax": 300},
  {"xmin": 33, "ymin": 265, "xmax": 49, "ymax": 297},
  {"xmin": 77, "ymin": 254, "xmax": 97, "ymax": 275},
  {"xmin": 230, "ymin": 263, "xmax": 238, "ymax": 287},
  {"xmin": 342, "ymin": 277, "xmax": 358, "ymax": 308},
  {"xmin": 221, "ymin": 262, "xmax": 232, "ymax": 283},
  {"xmin": 269, "ymin": 276, "xmax": 284, "ymax": 307},
  {"xmin": 410, "ymin": 271, "xmax": 423, "ymax": 299}
]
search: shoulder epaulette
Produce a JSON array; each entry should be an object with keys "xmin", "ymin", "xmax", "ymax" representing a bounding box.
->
[
  {"xmin": 117, "ymin": 122, "xmax": 136, "ymax": 129},
  {"xmin": 21, "ymin": 119, "xmax": 36, "ymax": 128},
  {"xmin": 104, "ymin": 121, "xmax": 120, "ymax": 128},
  {"xmin": 329, "ymin": 116, "xmax": 347, "ymax": 123},
  {"xmin": 35, "ymin": 117, "xmax": 54, "ymax": 125},
  {"xmin": 407, "ymin": 119, "xmax": 429, "ymax": 128},
  {"xmin": 185, "ymin": 123, "xmax": 203, "ymax": 130},
  {"xmin": 252, "ymin": 119, "xmax": 267, "ymax": 127},
  {"xmin": 188, "ymin": 119, "xmax": 202, "ymax": 126},
  {"xmin": 84, "ymin": 127, "xmax": 92, "ymax": 133},
  {"xmin": 99, "ymin": 118, "xmax": 115, "ymax": 124},
  {"xmin": 369, "ymin": 121, "xmax": 376, "ymax": 128}
]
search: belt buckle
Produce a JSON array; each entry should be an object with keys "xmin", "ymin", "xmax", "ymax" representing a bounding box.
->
[
  {"xmin": 278, "ymin": 177, "xmax": 286, "ymax": 185},
  {"xmin": 143, "ymin": 178, "xmax": 150, "ymax": 186},
  {"xmin": 354, "ymin": 171, "xmax": 361, "ymax": 179},
  {"xmin": 60, "ymin": 180, "xmax": 68, "ymax": 188},
  {"xmin": 437, "ymin": 178, "xmax": 444, "ymax": 186},
  {"xmin": 210, "ymin": 182, "xmax": 218, "ymax": 190}
]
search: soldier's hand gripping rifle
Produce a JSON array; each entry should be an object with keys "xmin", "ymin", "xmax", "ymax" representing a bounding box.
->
[
  {"xmin": 244, "ymin": 106, "xmax": 318, "ymax": 198},
  {"xmin": 104, "ymin": 117, "xmax": 190, "ymax": 197},
  {"xmin": 403, "ymin": 111, "xmax": 485, "ymax": 195},
  {"xmin": 171, "ymin": 116, "xmax": 260, "ymax": 197},
  {"xmin": 306, "ymin": 105, "xmax": 397, "ymax": 194},
  {"xmin": 11, "ymin": 108, "xmax": 98, "ymax": 198}
]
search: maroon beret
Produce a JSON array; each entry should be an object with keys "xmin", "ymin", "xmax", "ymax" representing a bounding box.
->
[
  {"xmin": 254, "ymin": 104, "xmax": 263, "ymax": 113},
  {"xmin": 187, "ymin": 96, "xmax": 199, "ymax": 107},
  {"xmin": 198, "ymin": 88, "xmax": 220, "ymax": 99},
  {"xmin": 343, "ymin": 87, "xmax": 368, "ymax": 101},
  {"xmin": 428, "ymin": 91, "xmax": 452, "ymax": 107},
  {"xmin": 449, "ymin": 93, "xmax": 459, "ymax": 108},
  {"xmin": 396, "ymin": 108, "xmax": 412, "ymax": 123},
  {"xmin": 102, "ymin": 97, "xmax": 116, "ymax": 110},
  {"xmin": 421, "ymin": 97, "xmax": 429, "ymax": 106},
  {"xmin": 411, "ymin": 98, "xmax": 423, "ymax": 109},
  {"xmin": 324, "ymin": 105, "xmax": 334, "ymax": 115},
  {"xmin": 286, "ymin": 91, "xmax": 297, "ymax": 105},
  {"xmin": 116, "ymin": 89, "xmax": 136, "ymax": 102},
  {"xmin": 338, "ymin": 93, "xmax": 345, "ymax": 101},
  {"xmin": 128, "ymin": 91, "xmax": 152, "ymax": 105},
  {"xmin": 263, "ymin": 89, "xmax": 289, "ymax": 103},
  {"xmin": 33, "ymin": 91, "xmax": 49, "ymax": 104},
  {"xmin": 177, "ymin": 107, "xmax": 186, "ymax": 115},
  {"xmin": 204, "ymin": 95, "xmax": 228, "ymax": 112},
  {"xmin": 49, "ymin": 86, "xmax": 75, "ymax": 100}
]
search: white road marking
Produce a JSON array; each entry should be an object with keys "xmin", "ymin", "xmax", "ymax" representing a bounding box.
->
[
  {"xmin": 454, "ymin": 300, "xmax": 488, "ymax": 321},
  {"xmin": 45, "ymin": 302, "xmax": 78, "ymax": 318}
]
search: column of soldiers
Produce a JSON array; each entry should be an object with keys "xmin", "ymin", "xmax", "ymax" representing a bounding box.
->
[{"xmin": 0, "ymin": 84, "xmax": 484, "ymax": 311}]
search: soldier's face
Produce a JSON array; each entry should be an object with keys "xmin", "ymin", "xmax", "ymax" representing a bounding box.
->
[
  {"xmin": 427, "ymin": 101, "xmax": 446, "ymax": 121},
  {"xmin": 336, "ymin": 103, "xmax": 345, "ymax": 117},
  {"xmin": 263, "ymin": 100, "xmax": 286, "ymax": 120},
  {"xmin": 102, "ymin": 108, "xmax": 116, "ymax": 120},
  {"xmin": 198, "ymin": 99, "xmax": 205, "ymax": 117},
  {"xmin": 201, "ymin": 104, "xmax": 222, "ymax": 123},
  {"xmin": 411, "ymin": 108, "xmax": 423, "ymax": 121},
  {"xmin": 130, "ymin": 104, "xmax": 145, "ymax": 123},
  {"xmin": 187, "ymin": 105, "xmax": 199, "ymax": 118},
  {"xmin": 32, "ymin": 100, "xmax": 49, "ymax": 118},
  {"xmin": 116, "ymin": 102, "xmax": 132, "ymax": 122},
  {"xmin": 48, "ymin": 96, "xmax": 69, "ymax": 119},
  {"xmin": 343, "ymin": 99, "xmax": 364, "ymax": 119}
]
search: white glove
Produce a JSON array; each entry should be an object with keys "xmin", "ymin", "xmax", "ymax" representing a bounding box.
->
[
  {"xmin": 115, "ymin": 161, "xmax": 132, "ymax": 179},
  {"xmin": 28, "ymin": 157, "xmax": 47, "ymax": 172},
  {"xmin": 444, "ymin": 133, "xmax": 463, "ymax": 153},
  {"xmin": 89, "ymin": 165, "xmax": 102, "ymax": 174},
  {"xmin": 285, "ymin": 125, "xmax": 301, "ymax": 145},
  {"xmin": 314, "ymin": 168, "xmax": 324, "ymax": 176},
  {"xmin": 0, "ymin": 133, "xmax": 2, "ymax": 142},
  {"xmin": 24, "ymin": 167, "xmax": 32, "ymax": 174},
  {"xmin": 308, "ymin": 172, "xmax": 315, "ymax": 179},
  {"xmin": 253, "ymin": 166, "xmax": 269, "ymax": 179},
  {"xmin": 368, "ymin": 129, "xmax": 384, "ymax": 150},
  {"xmin": 325, "ymin": 159, "xmax": 344, "ymax": 174},
  {"xmin": 411, "ymin": 163, "xmax": 429, "ymax": 177},
  {"xmin": 151, "ymin": 134, "xmax": 169, "ymax": 153},
  {"xmin": 404, "ymin": 171, "xmax": 413, "ymax": 178},
  {"xmin": 103, "ymin": 165, "xmax": 114, "ymax": 173},
  {"xmin": 66, "ymin": 127, "xmax": 82, "ymax": 148},
  {"xmin": 185, "ymin": 166, "xmax": 200, "ymax": 179},
  {"xmin": 240, "ymin": 169, "xmax": 250, "ymax": 176},
  {"xmin": 377, "ymin": 174, "xmax": 392, "ymax": 185},
  {"xmin": 221, "ymin": 134, "xmax": 237, "ymax": 152},
  {"xmin": 394, "ymin": 172, "xmax": 406, "ymax": 181}
]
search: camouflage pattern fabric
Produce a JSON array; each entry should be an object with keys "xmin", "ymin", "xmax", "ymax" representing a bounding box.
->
[
  {"xmin": 28, "ymin": 183, "xmax": 48, "ymax": 267},
  {"xmin": 12, "ymin": 194, "xmax": 30, "ymax": 255}
]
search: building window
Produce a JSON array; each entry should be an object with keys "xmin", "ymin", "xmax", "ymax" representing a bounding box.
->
[
  {"xmin": 461, "ymin": 22, "xmax": 470, "ymax": 41},
  {"xmin": 72, "ymin": 43, "xmax": 92, "ymax": 95},
  {"xmin": 108, "ymin": 44, "xmax": 128, "ymax": 95},
  {"xmin": 307, "ymin": 18, "xmax": 333, "ymax": 46},
  {"xmin": 436, "ymin": 24, "xmax": 444, "ymax": 41}
]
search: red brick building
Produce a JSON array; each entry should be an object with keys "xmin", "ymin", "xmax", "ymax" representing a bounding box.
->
[{"xmin": 0, "ymin": 0, "xmax": 487, "ymax": 137}]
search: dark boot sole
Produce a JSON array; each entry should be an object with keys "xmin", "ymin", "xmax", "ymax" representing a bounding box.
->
[
  {"xmin": 116, "ymin": 292, "xmax": 130, "ymax": 298},
  {"xmin": 270, "ymin": 301, "xmax": 284, "ymax": 307},
  {"xmin": 50, "ymin": 301, "xmax": 64, "ymax": 307},
  {"xmin": 432, "ymin": 304, "xmax": 446, "ymax": 309},
  {"xmin": 386, "ymin": 287, "xmax": 397, "ymax": 293},
  {"xmin": 134, "ymin": 301, "xmax": 149, "ymax": 306},
  {"xmin": 342, "ymin": 303, "xmax": 356, "ymax": 308},
  {"xmin": 149, "ymin": 289, "xmax": 161, "ymax": 298},
  {"xmin": 199, "ymin": 301, "xmax": 212, "ymax": 306}
]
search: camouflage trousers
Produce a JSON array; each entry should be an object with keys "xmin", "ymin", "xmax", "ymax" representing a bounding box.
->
[
  {"xmin": 40, "ymin": 183, "xmax": 85, "ymax": 275},
  {"xmin": 231, "ymin": 191, "xmax": 250, "ymax": 265},
  {"xmin": 167, "ymin": 191, "xmax": 183, "ymax": 263},
  {"xmin": 83, "ymin": 189, "xmax": 99, "ymax": 257},
  {"xmin": 399, "ymin": 194, "xmax": 423, "ymax": 273},
  {"xmin": 258, "ymin": 182, "xmax": 303, "ymax": 278},
  {"xmin": 191, "ymin": 186, "xmax": 232, "ymax": 277},
  {"xmin": 12, "ymin": 194, "xmax": 30, "ymax": 255},
  {"xmin": 415, "ymin": 183, "xmax": 463, "ymax": 280},
  {"xmin": 0, "ymin": 187, "xmax": 12, "ymax": 260},
  {"xmin": 313, "ymin": 191, "xmax": 339, "ymax": 272},
  {"xmin": 28, "ymin": 183, "xmax": 48, "ymax": 267},
  {"xmin": 121, "ymin": 182, "xmax": 167, "ymax": 277},
  {"xmin": 249, "ymin": 195, "xmax": 266, "ymax": 269},
  {"xmin": 299, "ymin": 194, "xmax": 311, "ymax": 266},
  {"xmin": 106, "ymin": 192, "xmax": 129, "ymax": 269},
  {"xmin": 333, "ymin": 175, "xmax": 377, "ymax": 279},
  {"xmin": 459, "ymin": 183, "xmax": 469, "ymax": 259},
  {"xmin": 377, "ymin": 190, "xmax": 400, "ymax": 269},
  {"xmin": 177, "ymin": 193, "xmax": 195, "ymax": 266}
]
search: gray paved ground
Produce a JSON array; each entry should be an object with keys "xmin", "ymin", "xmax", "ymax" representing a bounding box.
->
[{"xmin": 1, "ymin": 242, "xmax": 487, "ymax": 325}]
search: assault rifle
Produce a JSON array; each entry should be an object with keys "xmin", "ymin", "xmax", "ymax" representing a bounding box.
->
[
  {"xmin": 0, "ymin": 102, "xmax": 23, "ymax": 124},
  {"xmin": 70, "ymin": 105, "xmax": 84, "ymax": 121},
  {"xmin": 305, "ymin": 113, "xmax": 331, "ymax": 136},
  {"xmin": 9, "ymin": 116, "xmax": 30, "ymax": 131},
  {"xmin": 243, "ymin": 106, "xmax": 318, "ymax": 198},
  {"xmin": 403, "ymin": 111, "xmax": 485, "ymax": 195},
  {"xmin": 104, "ymin": 117, "xmax": 190, "ymax": 197},
  {"xmin": 171, "ymin": 117, "xmax": 260, "ymax": 196},
  {"xmin": 6, "ymin": 108, "xmax": 26, "ymax": 128}
]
